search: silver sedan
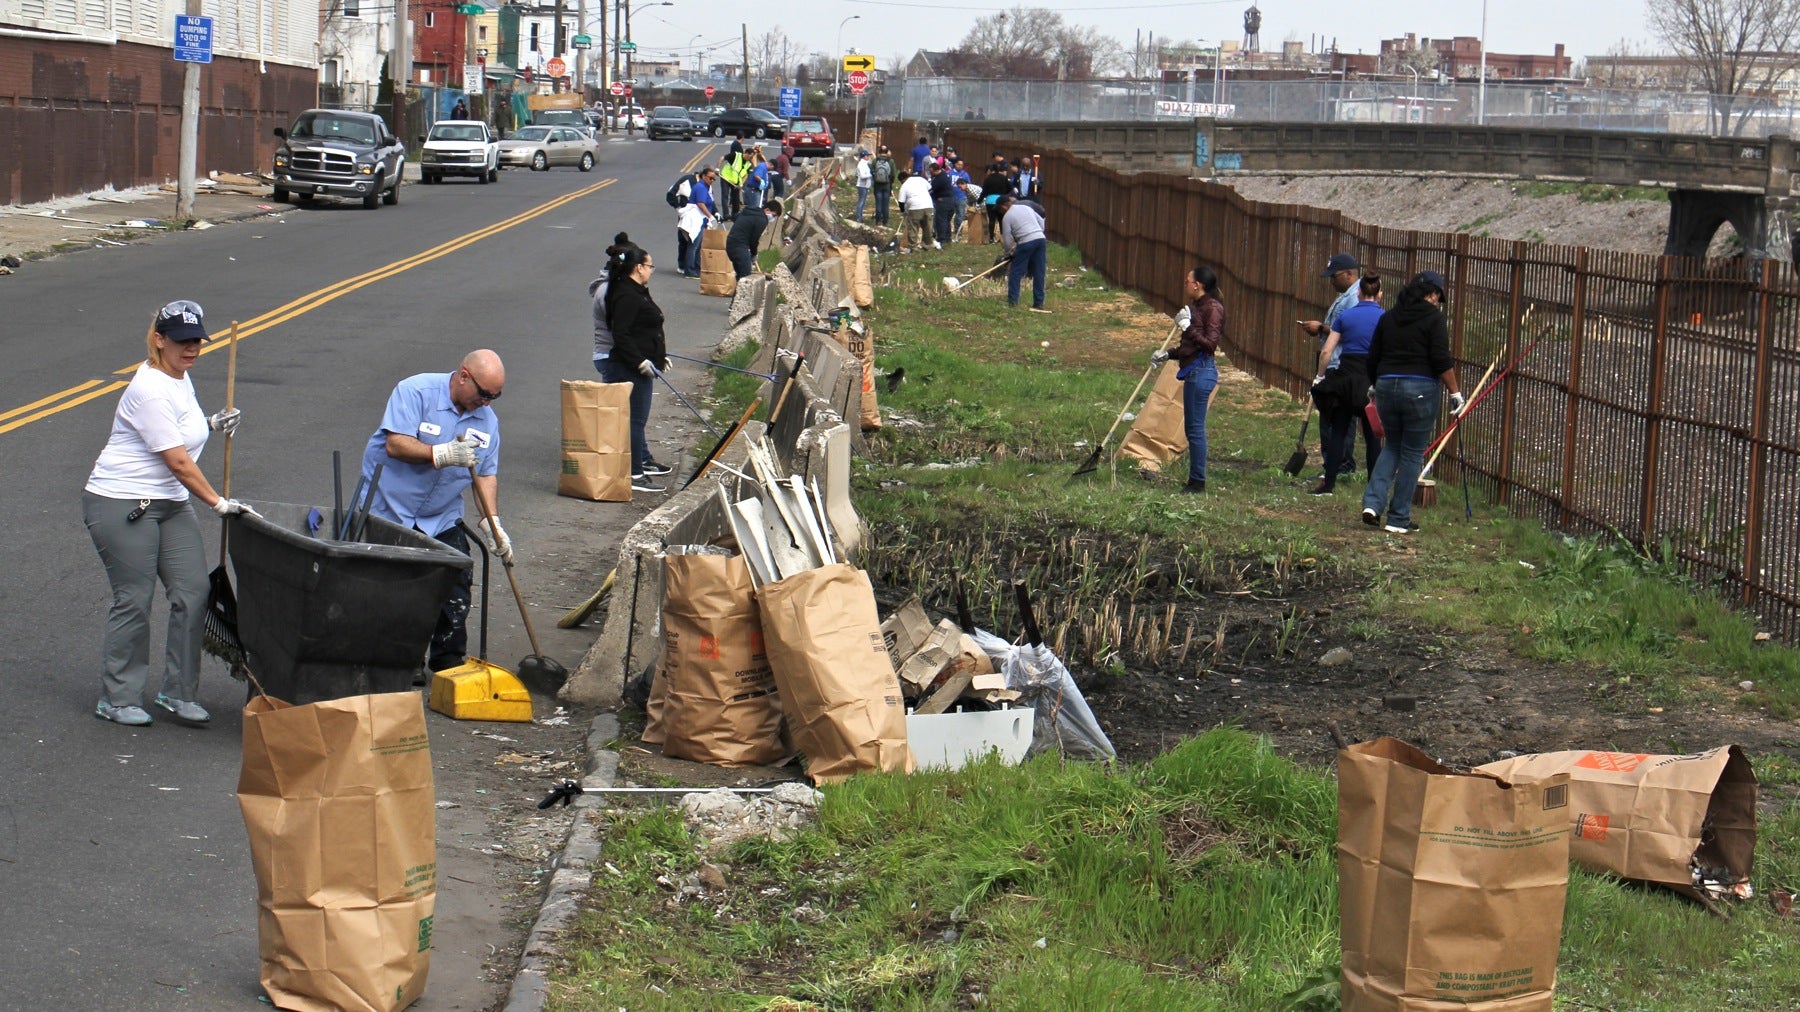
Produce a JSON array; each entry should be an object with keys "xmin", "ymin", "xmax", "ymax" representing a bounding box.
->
[{"xmin": 496, "ymin": 126, "xmax": 598, "ymax": 172}]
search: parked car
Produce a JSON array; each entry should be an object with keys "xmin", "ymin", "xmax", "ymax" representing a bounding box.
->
[
  {"xmin": 610, "ymin": 104, "xmax": 647, "ymax": 131},
  {"xmin": 647, "ymin": 105, "xmax": 698, "ymax": 140},
  {"xmin": 687, "ymin": 104, "xmax": 726, "ymax": 122},
  {"xmin": 706, "ymin": 108, "xmax": 785, "ymax": 139},
  {"xmin": 784, "ymin": 116, "xmax": 834, "ymax": 157},
  {"xmin": 271, "ymin": 109, "xmax": 406, "ymax": 209},
  {"xmin": 496, "ymin": 126, "xmax": 598, "ymax": 172},
  {"xmin": 418, "ymin": 119, "xmax": 499, "ymax": 184}
]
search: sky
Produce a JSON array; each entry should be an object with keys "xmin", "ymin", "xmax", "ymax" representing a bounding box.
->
[{"xmin": 622, "ymin": 0, "xmax": 1658, "ymax": 77}]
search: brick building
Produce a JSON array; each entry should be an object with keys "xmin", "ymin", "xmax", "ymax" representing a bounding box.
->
[{"xmin": 1379, "ymin": 34, "xmax": 1573, "ymax": 81}]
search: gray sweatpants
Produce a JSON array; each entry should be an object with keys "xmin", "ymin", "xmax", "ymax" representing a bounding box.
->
[{"xmin": 82, "ymin": 492, "xmax": 209, "ymax": 707}]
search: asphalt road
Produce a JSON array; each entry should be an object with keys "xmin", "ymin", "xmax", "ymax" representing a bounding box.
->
[{"xmin": 0, "ymin": 135, "xmax": 728, "ymax": 1008}]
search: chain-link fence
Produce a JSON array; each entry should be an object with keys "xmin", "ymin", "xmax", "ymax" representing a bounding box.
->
[{"xmin": 870, "ymin": 77, "xmax": 1800, "ymax": 138}]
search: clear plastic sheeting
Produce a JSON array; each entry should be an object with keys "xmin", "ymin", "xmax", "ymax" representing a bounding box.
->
[{"xmin": 967, "ymin": 629, "xmax": 1115, "ymax": 760}]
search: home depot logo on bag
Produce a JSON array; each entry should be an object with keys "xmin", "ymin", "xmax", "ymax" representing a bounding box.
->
[
  {"xmin": 1574, "ymin": 752, "xmax": 1650, "ymax": 773},
  {"xmin": 1577, "ymin": 814, "xmax": 1612, "ymax": 841}
]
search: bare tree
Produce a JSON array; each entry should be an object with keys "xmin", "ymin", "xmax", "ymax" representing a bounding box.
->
[
  {"xmin": 749, "ymin": 26, "xmax": 799, "ymax": 83},
  {"xmin": 1649, "ymin": 0, "xmax": 1800, "ymax": 134},
  {"xmin": 956, "ymin": 7, "xmax": 1066, "ymax": 77}
]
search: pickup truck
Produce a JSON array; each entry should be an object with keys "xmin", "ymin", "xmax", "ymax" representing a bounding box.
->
[
  {"xmin": 419, "ymin": 119, "xmax": 499, "ymax": 184},
  {"xmin": 271, "ymin": 109, "xmax": 406, "ymax": 209}
]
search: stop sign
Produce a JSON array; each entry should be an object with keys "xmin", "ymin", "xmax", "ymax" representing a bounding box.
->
[
  {"xmin": 848, "ymin": 70, "xmax": 869, "ymax": 95},
  {"xmin": 609, "ymin": 80, "xmax": 625, "ymax": 96},
  {"xmin": 545, "ymin": 57, "xmax": 566, "ymax": 78},
  {"xmin": 704, "ymin": 85, "xmax": 715, "ymax": 99}
]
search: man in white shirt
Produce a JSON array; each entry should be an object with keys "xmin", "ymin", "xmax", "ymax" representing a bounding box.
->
[{"xmin": 896, "ymin": 170, "xmax": 934, "ymax": 251}]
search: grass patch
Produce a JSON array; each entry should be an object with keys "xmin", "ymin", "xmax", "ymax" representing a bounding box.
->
[
  {"xmin": 560, "ymin": 236, "xmax": 1800, "ymax": 1008},
  {"xmin": 1515, "ymin": 181, "xmax": 1669, "ymax": 203}
]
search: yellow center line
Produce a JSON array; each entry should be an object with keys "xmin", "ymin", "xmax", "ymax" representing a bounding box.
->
[
  {"xmin": 0, "ymin": 381, "xmax": 125, "ymax": 436},
  {"xmin": 681, "ymin": 143, "xmax": 719, "ymax": 175},
  {"xmin": 10, "ymin": 178, "xmax": 617, "ymax": 431}
]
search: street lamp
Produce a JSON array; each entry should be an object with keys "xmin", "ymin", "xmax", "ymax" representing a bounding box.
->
[
  {"xmin": 620, "ymin": 0, "xmax": 672, "ymax": 134},
  {"xmin": 1403, "ymin": 63, "xmax": 1419, "ymax": 122},
  {"xmin": 1477, "ymin": 0, "xmax": 1488, "ymax": 124},
  {"xmin": 833, "ymin": 15, "xmax": 860, "ymax": 100}
]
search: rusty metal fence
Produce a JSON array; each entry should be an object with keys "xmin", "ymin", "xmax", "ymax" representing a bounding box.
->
[{"xmin": 955, "ymin": 133, "xmax": 1800, "ymax": 643}]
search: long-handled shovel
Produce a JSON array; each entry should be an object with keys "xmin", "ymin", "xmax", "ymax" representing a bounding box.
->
[
  {"xmin": 1282, "ymin": 408, "xmax": 1313, "ymax": 477},
  {"xmin": 1072, "ymin": 322, "xmax": 1182, "ymax": 477},
  {"xmin": 202, "ymin": 322, "xmax": 248, "ymax": 679},
  {"xmin": 469, "ymin": 479, "xmax": 567, "ymax": 696}
]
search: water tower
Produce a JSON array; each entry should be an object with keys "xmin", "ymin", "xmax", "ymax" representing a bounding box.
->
[{"xmin": 1243, "ymin": 4, "xmax": 1262, "ymax": 54}]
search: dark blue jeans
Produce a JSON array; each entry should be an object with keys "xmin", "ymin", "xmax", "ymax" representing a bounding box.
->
[
  {"xmin": 933, "ymin": 199, "xmax": 954, "ymax": 242},
  {"xmin": 1363, "ymin": 375, "xmax": 1440, "ymax": 525},
  {"xmin": 1007, "ymin": 238, "xmax": 1047, "ymax": 307},
  {"xmin": 1182, "ymin": 358, "xmax": 1219, "ymax": 484},
  {"xmin": 873, "ymin": 183, "xmax": 891, "ymax": 224},
  {"xmin": 595, "ymin": 358, "xmax": 654, "ymax": 474},
  {"xmin": 855, "ymin": 186, "xmax": 869, "ymax": 220}
]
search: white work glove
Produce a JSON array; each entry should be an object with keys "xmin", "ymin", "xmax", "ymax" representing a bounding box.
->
[
  {"xmin": 637, "ymin": 359, "xmax": 658, "ymax": 379},
  {"xmin": 1175, "ymin": 306, "xmax": 1191, "ymax": 329},
  {"xmin": 480, "ymin": 515, "xmax": 514, "ymax": 565},
  {"xmin": 1150, "ymin": 349, "xmax": 1170, "ymax": 366},
  {"xmin": 1449, "ymin": 391, "xmax": 1467, "ymax": 416},
  {"xmin": 207, "ymin": 407, "xmax": 241, "ymax": 436},
  {"xmin": 212, "ymin": 498, "xmax": 260, "ymax": 518},
  {"xmin": 431, "ymin": 436, "xmax": 480, "ymax": 470},
  {"xmin": 1312, "ymin": 373, "xmax": 1327, "ymax": 388}
]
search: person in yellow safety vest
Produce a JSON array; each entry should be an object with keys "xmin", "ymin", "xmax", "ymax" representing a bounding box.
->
[{"xmin": 718, "ymin": 139, "xmax": 749, "ymax": 217}]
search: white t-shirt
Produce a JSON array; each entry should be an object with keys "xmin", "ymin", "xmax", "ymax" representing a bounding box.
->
[{"xmin": 85, "ymin": 362, "xmax": 209, "ymax": 500}]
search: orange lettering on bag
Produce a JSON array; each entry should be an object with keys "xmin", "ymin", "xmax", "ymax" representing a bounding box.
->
[
  {"xmin": 1574, "ymin": 752, "xmax": 1649, "ymax": 772},
  {"xmin": 1576, "ymin": 813, "xmax": 1611, "ymax": 840}
]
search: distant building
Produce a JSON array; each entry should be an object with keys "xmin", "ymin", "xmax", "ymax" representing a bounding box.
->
[{"xmin": 1379, "ymin": 35, "xmax": 1573, "ymax": 81}]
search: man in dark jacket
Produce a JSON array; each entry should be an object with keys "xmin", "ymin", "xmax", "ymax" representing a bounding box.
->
[
  {"xmin": 979, "ymin": 163, "xmax": 1012, "ymax": 243},
  {"xmin": 928, "ymin": 163, "xmax": 956, "ymax": 246},
  {"xmin": 724, "ymin": 200, "xmax": 782, "ymax": 278}
]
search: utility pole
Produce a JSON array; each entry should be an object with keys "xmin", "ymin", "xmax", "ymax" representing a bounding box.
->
[
  {"xmin": 391, "ymin": 0, "xmax": 410, "ymax": 146},
  {"xmin": 742, "ymin": 23, "xmax": 750, "ymax": 107},
  {"xmin": 176, "ymin": 0, "xmax": 201, "ymax": 219},
  {"xmin": 576, "ymin": 0, "xmax": 585, "ymax": 96}
]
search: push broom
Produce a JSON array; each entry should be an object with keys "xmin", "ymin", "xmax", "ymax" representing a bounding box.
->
[{"xmin": 202, "ymin": 322, "xmax": 248, "ymax": 679}]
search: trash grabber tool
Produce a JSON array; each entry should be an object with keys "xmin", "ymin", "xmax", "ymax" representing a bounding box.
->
[
  {"xmin": 647, "ymin": 362, "xmax": 721, "ymax": 438},
  {"xmin": 1073, "ymin": 322, "xmax": 1182, "ymax": 477},
  {"xmin": 666, "ymin": 351, "xmax": 779, "ymax": 382}
]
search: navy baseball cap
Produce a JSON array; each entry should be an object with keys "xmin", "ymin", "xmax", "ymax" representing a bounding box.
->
[
  {"xmin": 1414, "ymin": 270, "xmax": 1448, "ymax": 296},
  {"xmin": 154, "ymin": 300, "xmax": 208, "ymax": 342},
  {"xmin": 1321, "ymin": 253, "xmax": 1359, "ymax": 277}
]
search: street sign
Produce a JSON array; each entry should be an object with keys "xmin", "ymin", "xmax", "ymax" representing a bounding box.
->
[
  {"xmin": 704, "ymin": 85, "xmax": 715, "ymax": 98},
  {"xmin": 572, "ymin": 34, "xmax": 592, "ymax": 49},
  {"xmin": 848, "ymin": 70, "xmax": 869, "ymax": 95},
  {"xmin": 609, "ymin": 80, "xmax": 626, "ymax": 96},
  {"xmin": 842, "ymin": 54, "xmax": 874, "ymax": 72},
  {"xmin": 619, "ymin": 41, "xmax": 637, "ymax": 52},
  {"xmin": 172, "ymin": 14, "xmax": 213, "ymax": 64},
  {"xmin": 454, "ymin": 3, "xmax": 483, "ymax": 13},
  {"xmin": 778, "ymin": 86, "xmax": 801, "ymax": 118},
  {"xmin": 465, "ymin": 63, "xmax": 485, "ymax": 92},
  {"xmin": 545, "ymin": 57, "xmax": 567, "ymax": 77}
]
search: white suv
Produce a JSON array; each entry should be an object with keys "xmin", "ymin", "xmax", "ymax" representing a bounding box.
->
[{"xmin": 419, "ymin": 120, "xmax": 498, "ymax": 184}]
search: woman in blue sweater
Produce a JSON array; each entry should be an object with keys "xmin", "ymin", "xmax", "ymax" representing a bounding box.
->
[
  {"xmin": 1361, "ymin": 271, "xmax": 1464, "ymax": 533},
  {"xmin": 1309, "ymin": 272, "xmax": 1385, "ymax": 495}
]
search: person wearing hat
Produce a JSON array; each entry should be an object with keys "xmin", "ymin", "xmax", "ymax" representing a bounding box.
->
[
  {"xmin": 1299, "ymin": 252, "xmax": 1368, "ymax": 477},
  {"xmin": 1361, "ymin": 270, "xmax": 1464, "ymax": 534},
  {"xmin": 83, "ymin": 300, "xmax": 254, "ymax": 726},
  {"xmin": 361, "ymin": 349, "xmax": 510, "ymax": 673}
]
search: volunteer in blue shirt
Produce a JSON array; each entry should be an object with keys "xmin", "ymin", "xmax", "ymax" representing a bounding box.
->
[
  {"xmin": 360, "ymin": 349, "xmax": 508, "ymax": 673},
  {"xmin": 910, "ymin": 135, "xmax": 931, "ymax": 175}
]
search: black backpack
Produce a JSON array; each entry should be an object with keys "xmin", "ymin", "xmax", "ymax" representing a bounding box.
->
[{"xmin": 665, "ymin": 173, "xmax": 694, "ymax": 208}]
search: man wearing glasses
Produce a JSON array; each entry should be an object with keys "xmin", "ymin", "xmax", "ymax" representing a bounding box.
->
[{"xmin": 360, "ymin": 349, "xmax": 507, "ymax": 674}]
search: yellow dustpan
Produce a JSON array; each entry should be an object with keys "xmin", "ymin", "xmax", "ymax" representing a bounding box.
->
[{"xmin": 429, "ymin": 520, "xmax": 533, "ymax": 722}]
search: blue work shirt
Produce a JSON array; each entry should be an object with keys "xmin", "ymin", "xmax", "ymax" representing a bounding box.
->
[
  {"xmin": 1321, "ymin": 285, "xmax": 1360, "ymax": 370},
  {"xmin": 360, "ymin": 372, "xmax": 500, "ymax": 537},
  {"xmin": 690, "ymin": 178, "xmax": 716, "ymax": 215}
]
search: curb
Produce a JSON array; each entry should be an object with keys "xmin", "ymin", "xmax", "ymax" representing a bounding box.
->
[{"xmin": 501, "ymin": 711, "xmax": 620, "ymax": 1012}]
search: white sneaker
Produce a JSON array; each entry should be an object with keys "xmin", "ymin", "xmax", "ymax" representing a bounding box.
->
[
  {"xmin": 95, "ymin": 701, "xmax": 152, "ymax": 726},
  {"xmin": 932, "ymin": 241, "xmax": 942, "ymax": 250},
  {"xmin": 155, "ymin": 694, "xmax": 211, "ymax": 724}
]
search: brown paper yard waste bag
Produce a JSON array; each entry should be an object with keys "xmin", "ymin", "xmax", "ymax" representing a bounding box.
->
[
  {"xmin": 660, "ymin": 551, "xmax": 786, "ymax": 767},
  {"xmin": 700, "ymin": 246, "xmax": 737, "ymax": 297},
  {"xmin": 1477, "ymin": 746, "xmax": 1757, "ymax": 901},
  {"xmin": 1339, "ymin": 737, "xmax": 1571, "ymax": 1012},
  {"xmin": 1117, "ymin": 362, "xmax": 1187, "ymax": 471},
  {"xmin": 558, "ymin": 379, "xmax": 632, "ymax": 502},
  {"xmin": 757, "ymin": 563, "xmax": 915, "ymax": 783},
  {"xmin": 239, "ymin": 692, "xmax": 436, "ymax": 1012},
  {"xmin": 831, "ymin": 319, "xmax": 881, "ymax": 431}
]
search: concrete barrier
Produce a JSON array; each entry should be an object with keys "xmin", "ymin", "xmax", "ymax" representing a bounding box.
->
[{"xmin": 561, "ymin": 161, "xmax": 874, "ymax": 709}]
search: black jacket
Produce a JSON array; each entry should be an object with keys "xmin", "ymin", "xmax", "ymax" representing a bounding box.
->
[
  {"xmin": 981, "ymin": 170, "xmax": 1011, "ymax": 201},
  {"xmin": 928, "ymin": 172, "xmax": 955, "ymax": 203},
  {"xmin": 725, "ymin": 208, "xmax": 770, "ymax": 255},
  {"xmin": 604, "ymin": 276, "xmax": 665, "ymax": 372},
  {"xmin": 1366, "ymin": 299, "xmax": 1452, "ymax": 380}
]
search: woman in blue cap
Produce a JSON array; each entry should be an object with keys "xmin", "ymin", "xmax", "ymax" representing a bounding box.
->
[
  {"xmin": 83, "ymin": 301, "xmax": 254, "ymax": 726},
  {"xmin": 1361, "ymin": 271, "xmax": 1465, "ymax": 534}
]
